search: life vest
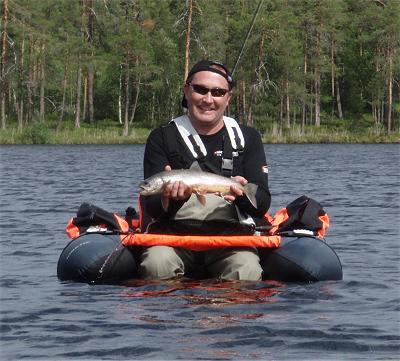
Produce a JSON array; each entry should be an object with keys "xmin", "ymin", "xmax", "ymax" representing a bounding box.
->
[
  {"xmin": 146, "ymin": 114, "xmax": 258, "ymax": 234},
  {"xmin": 164, "ymin": 114, "xmax": 244, "ymax": 177}
]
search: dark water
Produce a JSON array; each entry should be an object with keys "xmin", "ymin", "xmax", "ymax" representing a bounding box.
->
[{"xmin": 1, "ymin": 144, "xmax": 399, "ymax": 360}]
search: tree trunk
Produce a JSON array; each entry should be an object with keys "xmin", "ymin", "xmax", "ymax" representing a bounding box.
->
[
  {"xmin": 26, "ymin": 33, "xmax": 34, "ymax": 125},
  {"xmin": 285, "ymin": 78, "xmax": 290, "ymax": 128},
  {"xmin": 310, "ymin": 86, "xmax": 314, "ymax": 125},
  {"xmin": 372, "ymin": 103, "xmax": 376, "ymax": 123},
  {"xmin": 314, "ymin": 0, "xmax": 321, "ymax": 127},
  {"xmin": 387, "ymin": 47, "xmax": 393, "ymax": 132},
  {"xmin": 302, "ymin": 39, "xmax": 308, "ymax": 134},
  {"xmin": 18, "ymin": 31, "xmax": 25, "ymax": 130},
  {"xmin": 1, "ymin": 0, "xmax": 9, "ymax": 129},
  {"xmin": 118, "ymin": 63, "xmax": 123, "ymax": 124},
  {"xmin": 57, "ymin": 62, "xmax": 68, "ymax": 131},
  {"xmin": 123, "ymin": 55, "xmax": 130, "ymax": 137},
  {"xmin": 86, "ymin": 0, "xmax": 95, "ymax": 123},
  {"xmin": 83, "ymin": 74, "xmax": 87, "ymax": 121},
  {"xmin": 87, "ymin": 67, "xmax": 94, "ymax": 123},
  {"xmin": 129, "ymin": 88, "xmax": 140, "ymax": 126},
  {"xmin": 129, "ymin": 56, "xmax": 140, "ymax": 124},
  {"xmin": 184, "ymin": 0, "xmax": 193, "ymax": 81},
  {"xmin": 150, "ymin": 92, "xmax": 155, "ymax": 127},
  {"xmin": 314, "ymin": 68, "xmax": 321, "ymax": 127},
  {"xmin": 377, "ymin": 102, "xmax": 381, "ymax": 124},
  {"xmin": 293, "ymin": 105, "xmax": 296, "ymax": 126},
  {"xmin": 335, "ymin": 77, "xmax": 343, "ymax": 119},
  {"xmin": 39, "ymin": 43, "xmax": 45, "ymax": 122},
  {"xmin": 75, "ymin": 63, "xmax": 82, "ymax": 128},
  {"xmin": 129, "ymin": 80, "xmax": 140, "ymax": 125}
]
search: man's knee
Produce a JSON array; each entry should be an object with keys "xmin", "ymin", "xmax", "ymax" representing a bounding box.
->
[
  {"xmin": 209, "ymin": 248, "xmax": 263, "ymax": 281},
  {"xmin": 139, "ymin": 246, "xmax": 184, "ymax": 279}
]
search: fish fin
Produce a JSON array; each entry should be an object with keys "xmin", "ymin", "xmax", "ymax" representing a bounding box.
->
[
  {"xmin": 196, "ymin": 193, "xmax": 207, "ymax": 206},
  {"xmin": 243, "ymin": 183, "xmax": 258, "ymax": 208},
  {"xmin": 189, "ymin": 161, "xmax": 203, "ymax": 171}
]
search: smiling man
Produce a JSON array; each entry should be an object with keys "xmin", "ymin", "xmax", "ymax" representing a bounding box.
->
[{"xmin": 139, "ymin": 60, "xmax": 271, "ymax": 281}]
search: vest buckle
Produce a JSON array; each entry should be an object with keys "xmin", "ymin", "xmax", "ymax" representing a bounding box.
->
[{"xmin": 222, "ymin": 158, "xmax": 233, "ymax": 171}]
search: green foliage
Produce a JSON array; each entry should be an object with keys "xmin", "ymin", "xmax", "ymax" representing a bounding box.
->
[
  {"xmin": 18, "ymin": 123, "xmax": 52, "ymax": 144},
  {"xmin": 2, "ymin": 0, "xmax": 399, "ymax": 139}
]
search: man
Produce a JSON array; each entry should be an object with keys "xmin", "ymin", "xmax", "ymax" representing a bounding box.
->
[{"xmin": 140, "ymin": 60, "xmax": 271, "ymax": 280}]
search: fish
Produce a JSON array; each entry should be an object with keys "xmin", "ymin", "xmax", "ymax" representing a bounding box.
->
[{"xmin": 139, "ymin": 168, "xmax": 258, "ymax": 208}]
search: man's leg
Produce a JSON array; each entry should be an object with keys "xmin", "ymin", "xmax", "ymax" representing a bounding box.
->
[
  {"xmin": 139, "ymin": 246, "xmax": 195, "ymax": 279},
  {"xmin": 205, "ymin": 247, "xmax": 263, "ymax": 281}
]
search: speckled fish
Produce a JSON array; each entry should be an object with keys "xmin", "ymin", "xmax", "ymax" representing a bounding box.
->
[{"xmin": 139, "ymin": 169, "xmax": 258, "ymax": 208}]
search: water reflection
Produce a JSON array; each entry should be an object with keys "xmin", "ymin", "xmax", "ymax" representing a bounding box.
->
[{"xmin": 120, "ymin": 278, "xmax": 283, "ymax": 306}]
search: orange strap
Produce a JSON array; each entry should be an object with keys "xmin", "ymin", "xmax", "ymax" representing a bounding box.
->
[
  {"xmin": 114, "ymin": 214, "xmax": 130, "ymax": 233},
  {"xmin": 268, "ymin": 208, "xmax": 289, "ymax": 235},
  {"xmin": 65, "ymin": 218, "xmax": 80, "ymax": 240},
  {"xmin": 121, "ymin": 233, "xmax": 281, "ymax": 251},
  {"xmin": 317, "ymin": 213, "xmax": 330, "ymax": 237}
]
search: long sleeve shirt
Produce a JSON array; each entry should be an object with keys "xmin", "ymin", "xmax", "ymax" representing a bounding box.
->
[{"xmin": 142, "ymin": 122, "xmax": 271, "ymax": 223}]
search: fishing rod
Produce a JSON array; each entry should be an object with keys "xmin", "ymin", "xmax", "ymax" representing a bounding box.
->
[{"xmin": 231, "ymin": 0, "xmax": 264, "ymax": 77}]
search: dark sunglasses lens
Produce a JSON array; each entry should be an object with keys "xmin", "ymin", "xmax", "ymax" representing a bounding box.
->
[
  {"xmin": 191, "ymin": 84, "xmax": 228, "ymax": 97},
  {"xmin": 191, "ymin": 84, "xmax": 209, "ymax": 95},
  {"xmin": 211, "ymin": 89, "xmax": 228, "ymax": 97}
]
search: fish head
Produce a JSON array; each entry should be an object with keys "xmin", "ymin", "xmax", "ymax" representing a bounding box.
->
[{"xmin": 139, "ymin": 176, "xmax": 165, "ymax": 195}]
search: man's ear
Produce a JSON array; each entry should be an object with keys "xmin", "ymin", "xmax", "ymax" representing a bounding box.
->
[
  {"xmin": 183, "ymin": 83, "xmax": 190, "ymax": 97},
  {"xmin": 226, "ymin": 90, "xmax": 233, "ymax": 103}
]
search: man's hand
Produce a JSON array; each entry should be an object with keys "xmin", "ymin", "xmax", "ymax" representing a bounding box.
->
[
  {"xmin": 223, "ymin": 176, "xmax": 248, "ymax": 202},
  {"xmin": 161, "ymin": 165, "xmax": 192, "ymax": 210}
]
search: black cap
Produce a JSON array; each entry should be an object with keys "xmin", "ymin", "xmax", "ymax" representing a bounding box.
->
[
  {"xmin": 182, "ymin": 60, "xmax": 235, "ymax": 108},
  {"xmin": 186, "ymin": 60, "xmax": 234, "ymax": 87}
]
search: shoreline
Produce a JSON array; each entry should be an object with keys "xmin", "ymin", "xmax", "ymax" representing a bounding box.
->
[{"xmin": 0, "ymin": 123, "xmax": 399, "ymax": 145}]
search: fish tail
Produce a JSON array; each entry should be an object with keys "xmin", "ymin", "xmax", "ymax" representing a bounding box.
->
[{"xmin": 243, "ymin": 183, "xmax": 258, "ymax": 208}]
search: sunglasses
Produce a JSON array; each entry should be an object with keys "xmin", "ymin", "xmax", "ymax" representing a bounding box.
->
[{"xmin": 189, "ymin": 84, "xmax": 229, "ymax": 97}]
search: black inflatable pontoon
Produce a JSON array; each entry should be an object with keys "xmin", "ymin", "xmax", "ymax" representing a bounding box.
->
[{"xmin": 57, "ymin": 232, "xmax": 342, "ymax": 283}]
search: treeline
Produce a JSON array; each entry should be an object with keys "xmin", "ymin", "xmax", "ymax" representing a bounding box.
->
[{"xmin": 1, "ymin": 0, "xmax": 399, "ymax": 137}]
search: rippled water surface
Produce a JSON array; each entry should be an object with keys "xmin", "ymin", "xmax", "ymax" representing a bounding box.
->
[{"xmin": 1, "ymin": 144, "xmax": 399, "ymax": 360}]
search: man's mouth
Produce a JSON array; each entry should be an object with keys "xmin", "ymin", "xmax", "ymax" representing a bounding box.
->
[{"xmin": 199, "ymin": 107, "xmax": 215, "ymax": 112}]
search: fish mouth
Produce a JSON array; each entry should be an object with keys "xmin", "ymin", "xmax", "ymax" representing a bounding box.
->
[{"xmin": 139, "ymin": 184, "xmax": 149, "ymax": 194}]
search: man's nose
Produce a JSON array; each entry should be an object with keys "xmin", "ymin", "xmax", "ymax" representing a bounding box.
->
[{"xmin": 203, "ymin": 91, "xmax": 213, "ymax": 102}]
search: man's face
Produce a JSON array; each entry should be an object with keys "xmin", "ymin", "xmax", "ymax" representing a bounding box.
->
[{"xmin": 183, "ymin": 71, "xmax": 232, "ymax": 132}]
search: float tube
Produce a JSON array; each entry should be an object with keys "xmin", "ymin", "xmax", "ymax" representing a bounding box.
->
[
  {"xmin": 57, "ymin": 232, "xmax": 342, "ymax": 283},
  {"xmin": 57, "ymin": 197, "xmax": 343, "ymax": 284}
]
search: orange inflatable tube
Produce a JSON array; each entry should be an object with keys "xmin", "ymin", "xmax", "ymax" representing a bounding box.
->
[{"xmin": 121, "ymin": 233, "xmax": 281, "ymax": 251}]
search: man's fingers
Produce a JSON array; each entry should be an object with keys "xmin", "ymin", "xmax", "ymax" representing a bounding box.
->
[
  {"xmin": 231, "ymin": 175, "xmax": 247, "ymax": 185},
  {"xmin": 163, "ymin": 181, "xmax": 192, "ymax": 200}
]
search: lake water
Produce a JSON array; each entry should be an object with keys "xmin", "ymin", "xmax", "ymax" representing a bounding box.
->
[{"xmin": 1, "ymin": 144, "xmax": 399, "ymax": 360}]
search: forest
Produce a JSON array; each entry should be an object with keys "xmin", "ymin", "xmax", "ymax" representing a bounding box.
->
[{"xmin": 0, "ymin": 0, "xmax": 399, "ymax": 144}]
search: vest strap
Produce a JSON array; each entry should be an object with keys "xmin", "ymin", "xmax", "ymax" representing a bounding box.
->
[
  {"xmin": 221, "ymin": 132, "xmax": 234, "ymax": 176},
  {"xmin": 223, "ymin": 116, "xmax": 245, "ymax": 151},
  {"xmin": 173, "ymin": 115, "xmax": 207, "ymax": 159},
  {"xmin": 170, "ymin": 115, "xmax": 245, "ymax": 176}
]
